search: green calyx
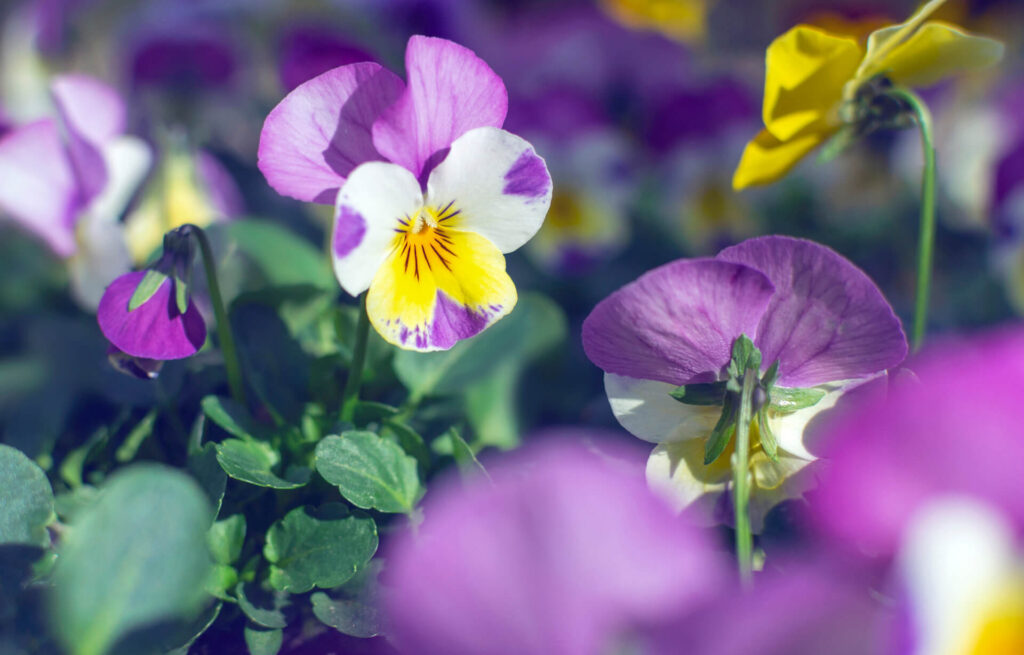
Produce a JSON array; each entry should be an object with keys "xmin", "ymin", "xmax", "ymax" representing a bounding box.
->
[{"xmin": 668, "ymin": 335, "xmax": 826, "ymax": 466}]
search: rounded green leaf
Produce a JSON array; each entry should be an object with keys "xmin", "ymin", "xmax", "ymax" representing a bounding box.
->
[
  {"xmin": 0, "ymin": 444, "xmax": 54, "ymax": 546},
  {"xmin": 311, "ymin": 591, "xmax": 380, "ymax": 639},
  {"xmin": 244, "ymin": 625, "xmax": 283, "ymax": 655},
  {"xmin": 263, "ymin": 504, "xmax": 377, "ymax": 594},
  {"xmin": 315, "ymin": 432, "xmax": 422, "ymax": 514},
  {"xmin": 236, "ymin": 582, "xmax": 290, "ymax": 629},
  {"xmin": 207, "ymin": 515, "xmax": 246, "ymax": 565},
  {"xmin": 215, "ymin": 439, "xmax": 310, "ymax": 489},
  {"xmin": 51, "ymin": 464, "xmax": 213, "ymax": 655}
]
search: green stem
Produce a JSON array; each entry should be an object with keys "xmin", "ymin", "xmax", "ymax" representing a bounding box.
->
[
  {"xmin": 889, "ymin": 87, "xmax": 936, "ymax": 352},
  {"xmin": 191, "ymin": 225, "xmax": 246, "ymax": 405},
  {"xmin": 733, "ymin": 368, "xmax": 756, "ymax": 585},
  {"xmin": 340, "ymin": 294, "xmax": 371, "ymax": 423}
]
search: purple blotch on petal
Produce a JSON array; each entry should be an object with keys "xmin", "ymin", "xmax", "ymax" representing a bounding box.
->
[
  {"xmin": 97, "ymin": 271, "xmax": 206, "ymax": 360},
  {"xmin": 503, "ymin": 149, "xmax": 550, "ymax": 198},
  {"xmin": 333, "ymin": 205, "xmax": 367, "ymax": 258},
  {"xmin": 428, "ymin": 292, "xmax": 495, "ymax": 350}
]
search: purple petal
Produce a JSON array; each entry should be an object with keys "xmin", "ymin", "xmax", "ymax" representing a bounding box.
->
[
  {"xmin": 813, "ymin": 327, "xmax": 1024, "ymax": 557},
  {"xmin": 97, "ymin": 271, "xmax": 206, "ymax": 360},
  {"xmin": 718, "ymin": 236, "xmax": 907, "ymax": 388},
  {"xmin": 129, "ymin": 27, "xmax": 237, "ymax": 90},
  {"xmin": 385, "ymin": 439, "xmax": 726, "ymax": 655},
  {"xmin": 371, "ymin": 35, "xmax": 507, "ymax": 180},
  {"xmin": 258, "ymin": 62, "xmax": 405, "ymax": 204},
  {"xmin": 0, "ymin": 119, "xmax": 80, "ymax": 257},
  {"xmin": 51, "ymin": 75, "xmax": 125, "ymax": 203},
  {"xmin": 583, "ymin": 259, "xmax": 775, "ymax": 386}
]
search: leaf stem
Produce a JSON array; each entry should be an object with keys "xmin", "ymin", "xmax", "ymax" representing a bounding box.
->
[
  {"xmin": 340, "ymin": 294, "xmax": 370, "ymax": 423},
  {"xmin": 191, "ymin": 225, "xmax": 246, "ymax": 405},
  {"xmin": 733, "ymin": 367, "xmax": 756, "ymax": 586},
  {"xmin": 888, "ymin": 87, "xmax": 936, "ymax": 352}
]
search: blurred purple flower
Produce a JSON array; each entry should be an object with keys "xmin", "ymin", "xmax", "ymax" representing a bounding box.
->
[
  {"xmin": 582, "ymin": 236, "xmax": 907, "ymax": 527},
  {"xmin": 812, "ymin": 327, "xmax": 1024, "ymax": 558},
  {"xmin": 97, "ymin": 270, "xmax": 206, "ymax": 360},
  {"xmin": 384, "ymin": 439, "xmax": 727, "ymax": 655},
  {"xmin": 128, "ymin": 27, "xmax": 237, "ymax": 91},
  {"xmin": 0, "ymin": 74, "xmax": 151, "ymax": 307},
  {"xmin": 277, "ymin": 24, "xmax": 374, "ymax": 92}
]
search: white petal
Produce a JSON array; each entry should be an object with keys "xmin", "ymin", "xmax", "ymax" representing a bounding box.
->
[
  {"xmin": 898, "ymin": 497, "xmax": 1019, "ymax": 655},
  {"xmin": 769, "ymin": 384, "xmax": 846, "ymax": 460},
  {"xmin": 425, "ymin": 126, "xmax": 551, "ymax": 253},
  {"xmin": 332, "ymin": 162, "xmax": 424, "ymax": 296},
  {"xmin": 605, "ymin": 373, "xmax": 721, "ymax": 444},
  {"xmin": 646, "ymin": 442, "xmax": 727, "ymax": 519},
  {"xmin": 85, "ymin": 136, "xmax": 153, "ymax": 224},
  {"xmin": 68, "ymin": 214, "xmax": 131, "ymax": 310}
]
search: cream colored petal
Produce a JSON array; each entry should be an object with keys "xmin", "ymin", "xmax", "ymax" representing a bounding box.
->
[
  {"xmin": 605, "ymin": 373, "xmax": 721, "ymax": 444},
  {"xmin": 646, "ymin": 441, "xmax": 728, "ymax": 520}
]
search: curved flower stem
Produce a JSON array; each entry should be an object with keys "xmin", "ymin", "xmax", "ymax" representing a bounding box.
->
[
  {"xmin": 733, "ymin": 368, "xmax": 756, "ymax": 586},
  {"xmin": 191, "ymin": 225, "xmax": 246, "ymax": 406},
  {"xmin": 888, "ymin": 87, "xmax": 936, "ymax": 352},
  {"xmin": 340, "ymin": 294, "xmax": 370, "ymax": 423}
]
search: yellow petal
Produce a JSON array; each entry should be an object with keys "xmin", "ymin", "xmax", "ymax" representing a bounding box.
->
[
  {"xmin": 366, "ymin": 226, "xmax": 516, "ymax": 351},
  {"xmin": 762, "ymin": 25, "xmax": 863, "ymax": 142},
  {"xmin": 600, "ymin": 0, "xmax": 707, "ymax": 44},
  {"xmin": 732, "ymin": 128, "xmax": 831, "ymax": 190},
  {"xmin": 872, "ymin": 21, "xmax": 1004, "ymax": 89},
  {"xmin": 855, "ymin": 0, "xmax": 949, "ymax": 81}
]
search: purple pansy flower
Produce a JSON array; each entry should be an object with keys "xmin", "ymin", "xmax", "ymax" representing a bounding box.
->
[
  {"xmin": 258, "ymin": 35, "xmax": 552, "ymax": 352},
  {"xmin": 276, "ymin": 24, "xmax": 374, "ymax": 92},
  {"xmin": 582, "ymin": 235, "xmax": 907, "ymax": 529},
  {"xmin": 97, "ymin": 270, "xmax": 206, "ymax": 361},
  {"xmin": 0, "ymin": 74, "xmax": 152, "ymax": 309},
  {"xmin": 811, "ymin": 328, "xmax": 1024, "ymax": 654},
  {"xmin": 384, "ymin": 439, "xmax": 727, "ymax": 655}
]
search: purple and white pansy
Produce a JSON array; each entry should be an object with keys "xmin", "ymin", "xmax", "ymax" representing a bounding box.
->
[
  {"xmin": 0, "ymin": 74, "xmax": 151, "ymax": 308},
  {"xmin": 582, "ymin": 235, "xmax": 908, "ymax": 528},
  {"xmin": 258, "ymin": 35, "xmax": 552, "ymax": 351}
]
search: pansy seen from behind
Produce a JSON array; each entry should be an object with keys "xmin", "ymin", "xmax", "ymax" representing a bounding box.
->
[
  {"xmin": 258, "ymin": 35, "xmax": 551, "ymax": 351},
  {"xmin": 582, "ymin": 236, "xmax": 907, "ymax": 528}
]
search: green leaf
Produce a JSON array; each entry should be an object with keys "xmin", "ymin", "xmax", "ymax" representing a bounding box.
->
[
  {"xmin": 188, "ymin": 443, "xmax": 227, "ymax": 516},
  {"xmin": 215, "ymin": 439, "xmax": 310, "ymax": 490},
  {"xmin": 232, "ymin": 302, "xmax": 311, "ymax": 423},
  {"xmin": 380, "ymin": 420, "xmax": 431, "ymax": 474},
  {"xmin": 207, "ymin": 515, "xmax": 246, "ymax": 565},
  {"xmin": 128, "ymin": 270, "xmax": 168, "ymax": 311},
  {"xmin": 201, "ymin": 395, "xmax": 265, "ymax": 440},
  {"xmin": 206, "ymin": 564, "xmax": 238, "ymax": 600},
  {"xmin": 315, "ymin": 432, "xmax": 423, "ymax": 514},
  {"xmin": 0, "ymin": 444, "xmax": 54, "ymax": 547},
  {"xmin": 465, "ymin": 362, "xmax": 519, "ymax": 450},
  {"xmin": 703, "ymin": 397, "xmax": 737, "ymax": 465},
  {"xmin": 757, "ymin": 409, "xmax": 780, "ymax": 462},
  {"xmin": 224, "ymin": 219, "xmax": 336, "ymax": 291},
  {"xmin": 114, "ymin": 409, "xmax": 158, "ymax": 463},
  {"xmin": 236, "ymin": 582, "xmax": 290, "ymax": 629},
  {"xmin": 263, "ymin": 504, "xmax": 377, "ymax": 594},
  {"xmin": 669, "ymin": 381, "xmax": 727, "ymax": 406},
  {"xmin": 52, "ymin": 465, "xmax": 213, "ymax": 655},
  {"xmin": 244, "ymin": 625, "xmax": 283, "ymax": 655},
  {"xmin": 770, "ymin": 387, "xmax": 827, "ymax": 413},
  {"xmin": 310, "ymin": 560, "xmax": 381, "ymax": 639},
  {"xmin": 160, "ymin": 601, "xmax": 222, "ymax": 655},
  {"xmin": 393, "ymin": 294, "xmax": 566, "ymax": 399},
  {"xmin": 440, "ymin": 426, "xmax": 488, "ymax": 480},
  {"xmin": 351, "ymin": 400, "xmax": 399, "ymax": 425}
]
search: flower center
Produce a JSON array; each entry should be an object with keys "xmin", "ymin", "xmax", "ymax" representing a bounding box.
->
[{"xmin": 393, "ymin": 202, "xmax": 461, "ymax": 280}]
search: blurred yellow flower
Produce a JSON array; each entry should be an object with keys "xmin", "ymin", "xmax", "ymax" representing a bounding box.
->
[
  {"xmin": 733, "ymin": 0, "xmax": 1003, "ymax": 190},
  {"xmin": 601, "ymin": 0, "xmax": 708, "ymax": 44}
]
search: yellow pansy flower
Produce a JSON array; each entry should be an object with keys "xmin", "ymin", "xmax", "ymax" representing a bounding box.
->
[
  {"xmin": 601, "ymin": 0, "xmax": 708, "ymax": 44},
  {"xmin": 733, "ymin": 0, "xmax": 1003, "ymax": 190}
]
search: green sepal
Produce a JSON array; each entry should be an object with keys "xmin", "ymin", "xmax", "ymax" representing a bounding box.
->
[
  {"xmin": 727, "ymin": 335, "xmax": 761, "ymax": 381},
  {"xmin": 174, "ymin": 275, "xmax": 189, "ymax": 315},
  {"xmin": 669, "ymin": 381, "xmax": 727, "ymax": 406},
  {"xmin": 770, "ymin": 386, "xmax": 827, "ymax": 413},
  {"xmin": 757, "ymin": 408, "xmax": 779, "ymax": 462},
  {"xmin": 128, "ymin": 270, "xmax": 169, "ymax": 311},
  {"xmin": 703, "ymin": 395, "xmax": 737, "ymax": 465},
  {"xmin": 761, "ymin": 360, "xmax": 780, "ymax": 390},
  {"xmin": 818, "ymin": 124, "xmax": 861, "ymax": 163}
]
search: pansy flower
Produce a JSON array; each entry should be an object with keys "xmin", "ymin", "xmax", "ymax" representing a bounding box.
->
[
  {"xmin": 582, "ymin": 235, "xmax": 907, "ymax": 528},
  {"xmin": 258, "ymin": 35, "xmax": 551, "ymax": 351},
  {"xmin": 0, "ymin": 74, "xmax": 152, "ymax": 308},
  {"xmin": 812, "ymin": 328, "xmax": 1024, "ymax": 654},
  {"xmin": 733, "ymin": 0, "xmax": 1003, "ymax": 189},
  {"xmin": 385, "ymin": 439, "xmax": 726, "ymax": 655}
]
